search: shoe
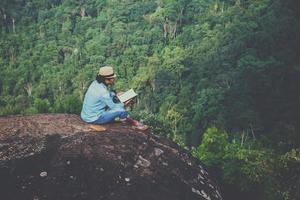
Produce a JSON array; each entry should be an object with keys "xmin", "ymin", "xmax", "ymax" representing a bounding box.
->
[
  {"xmin": 133, "ymin": 121, "xmax": 149, "ymax": 131},
  {"xmin": 115, "ymin": 117, "xmax": 127, "ymax": 123}
]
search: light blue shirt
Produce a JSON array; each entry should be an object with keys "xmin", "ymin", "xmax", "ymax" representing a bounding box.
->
[{"xmin": 81, "ymin": 81, "xmax": 124, "ymax": 122}]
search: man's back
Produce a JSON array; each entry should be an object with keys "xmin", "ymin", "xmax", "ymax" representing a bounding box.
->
[{"xmin": 81, "ymin": 81, "xmax": 108, "ymax": 122}]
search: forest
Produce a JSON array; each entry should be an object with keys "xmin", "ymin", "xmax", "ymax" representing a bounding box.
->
[{"xmin": 0, "ymin": 0, "xmax": 299, "ymax": 199}]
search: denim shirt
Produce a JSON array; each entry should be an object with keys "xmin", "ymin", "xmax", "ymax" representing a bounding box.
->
[{"xmin": 81, "ymin": 81, "xmax": 124, "ymax": 122}]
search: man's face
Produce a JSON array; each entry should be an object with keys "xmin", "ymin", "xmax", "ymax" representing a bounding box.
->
[{"xmin": 105, "ymin": 78, "xmax": 115, "ymax": 85}]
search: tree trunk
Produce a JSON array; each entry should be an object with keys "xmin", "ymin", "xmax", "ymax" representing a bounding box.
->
[
  {"xmin": 149, "ymin": 79, "xmax": 155, "ymax": 92},
  {"xmin": 179, "ymin": 8, "xmax": 184, "ymax": 27},
  {"xmin": 80, "ymin": 7, "xmax": 86, "ymax": 18},
  {"xmin": 12, "ymin": 18, "xmax": 15, "ymax": 33},
  {"xmin": 163, "ymin": 17, "xmax": 168, "ymax": 43},
  {"xmin": 172, "ymin": 21, "xmax": 177, "ymax": 39},
  {"xmin": 79, "ymin": 81, "xmax": 86, "ymax": 101},
  {"xmin": 24, "ymin": 83, "xmax": 33, "ymax": 97},
  {"xmin": 1, "ymin": 8, "xmax": 9, "ymax": 33},
  {"xmin": 9, "ymin": 47, "xmax": 16, "ymax": 63},
  {"xmin": 250, "ymin": 123, "xmax": 256, "ymax": 140}
]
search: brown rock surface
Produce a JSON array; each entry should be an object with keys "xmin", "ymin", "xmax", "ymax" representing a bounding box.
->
[{"xmin": 0, "ymin": 114, "xmax": 222, "ymax": 200}]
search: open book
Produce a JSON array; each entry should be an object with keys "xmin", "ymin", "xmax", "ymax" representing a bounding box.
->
[{"xmin": 117, "ymin": 89, "xmax": 138, "ymax": 103}]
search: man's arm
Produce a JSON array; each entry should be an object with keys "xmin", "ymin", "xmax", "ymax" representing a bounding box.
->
[
  {"xmin": 116, "ymin": 92, "xmax": 133, "ymax": 106},
  {"xmin": 102, "ymin": 90, "xmax": 124, "ymax": 109}
]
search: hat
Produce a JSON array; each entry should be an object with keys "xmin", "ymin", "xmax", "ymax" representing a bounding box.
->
[{"xmin": 98, "ymin": 66, "xmax": 116, "ymax": 78}]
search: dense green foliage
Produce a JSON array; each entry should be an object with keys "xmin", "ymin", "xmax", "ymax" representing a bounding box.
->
[
  {"xmin": 193, "ymin": 127, "xmax": 300, "ymax": 200},
  {"xmin": 1, "ymin": 0, "xmax": 299, "ymax": 199}
]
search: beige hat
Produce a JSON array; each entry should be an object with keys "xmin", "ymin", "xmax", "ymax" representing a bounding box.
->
[{"xmin": 98, "ymin": 66, "xmax": 116, "ymax": 78}]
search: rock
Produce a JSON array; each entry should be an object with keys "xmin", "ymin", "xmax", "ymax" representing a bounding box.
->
[
  {"xmin": 0, "ymin": 114, "xmax": 222, "ymax": 200},
  {"xmin": 136, "ymin": 155, "xmax": 151, "ymax": 168},
  {"xmin": 40, "ymin": 171, "xmax": 47, "ymax": 177},
  {"xmin": 154, "ymin": 147, "xmax": 164, "ymax": 156},
  {"xmin": 125, "ymin": 178, "xmax": 130, "ymax": 182}
]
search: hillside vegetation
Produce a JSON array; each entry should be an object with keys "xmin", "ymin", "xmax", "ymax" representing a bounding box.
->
[{"xmin": 0, "ymin": 0, "xmax": 299, "ymax": 199}]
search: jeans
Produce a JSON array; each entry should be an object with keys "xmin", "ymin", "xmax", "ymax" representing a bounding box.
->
[{"xmin": 92, "ymin": 107, "xmax": 128, "ymax": 124}]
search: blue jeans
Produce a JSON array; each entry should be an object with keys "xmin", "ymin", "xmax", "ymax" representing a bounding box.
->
[{"xmin": 92, "ymin": 107, "xmax": 128, "ymax": 124}]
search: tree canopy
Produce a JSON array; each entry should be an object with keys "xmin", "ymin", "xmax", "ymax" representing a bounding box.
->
[{"xmin": 0, "ymin": 0, "xmax": 299, "ymax": 199}]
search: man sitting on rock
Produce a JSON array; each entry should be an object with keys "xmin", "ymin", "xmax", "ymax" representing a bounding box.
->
[{"xmin": 81, "ymin": 66, "xmax": 148, "ymax": 130}]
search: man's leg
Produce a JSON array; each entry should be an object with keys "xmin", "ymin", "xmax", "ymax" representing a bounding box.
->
[
  {"xmin": 92, "ymin": 106, "xmax": 148, "ymax": 130},
  {"xmin": 92, "ymin": 108, "xmax": 128, "ymax": 124},
  {"xmin": 126, "ymin": 116, "xmax": 149, "ymax": 130}
]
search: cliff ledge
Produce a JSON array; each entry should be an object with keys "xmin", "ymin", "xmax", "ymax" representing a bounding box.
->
[{"xmin": 0, "ymin": 114, "xmax": 222, "ymax": 200}]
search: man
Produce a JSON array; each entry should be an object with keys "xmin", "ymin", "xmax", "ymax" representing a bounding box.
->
[{"xmin": 81, "ymin": 66, "xmax": 148, "ymax": 130}]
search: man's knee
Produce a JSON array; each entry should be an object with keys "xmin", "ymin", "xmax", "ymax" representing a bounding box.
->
[
  {"xmin": 110, "ymin": 105, "xmax": 125, "ymax": 113},
  {"xmin": 109, "ymin": 108, "xmax": 128, "ymax": 119},
  {"xmin": 119, "ymin": 111, "xmax": 128, "ymax": 119}
]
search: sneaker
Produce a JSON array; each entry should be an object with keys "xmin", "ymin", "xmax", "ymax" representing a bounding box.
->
[
  {"xmin": 115, "ymin": 117, "xmax": 127, "ymax": 123},
  {"xmin": 133, "ymin": 121, "xmax": 149, "ymax": 131}
]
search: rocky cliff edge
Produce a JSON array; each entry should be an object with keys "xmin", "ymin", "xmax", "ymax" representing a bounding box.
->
[{"xmin": 0, "ymin": 114, "xmax": 222, "ymax": 200}]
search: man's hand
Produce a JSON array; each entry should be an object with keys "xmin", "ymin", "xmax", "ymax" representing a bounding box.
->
[
  {"xmin": 116, "ymin": 92, "xmax": 133, "ymax": 106},
  {"xmin": 123, "ymin": 99, "xmax": 133, "ymax": 106},
  {"xmin": 116, "ymin": 91, "xmax": 124, "ymax": 96}
]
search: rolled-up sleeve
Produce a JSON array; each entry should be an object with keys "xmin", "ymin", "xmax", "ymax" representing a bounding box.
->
[{"xmin": 102, "ymin": 90, "xmax": 124, "ymax": 109}]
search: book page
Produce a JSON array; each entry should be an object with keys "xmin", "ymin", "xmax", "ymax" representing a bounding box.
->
[{"xmin": 118, "ymin": 89, "xmax": 138, "ymax": 103}]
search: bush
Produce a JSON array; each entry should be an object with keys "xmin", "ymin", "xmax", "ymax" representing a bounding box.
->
[
  {"xmin": 63, "ymin": 94, "xmax": 82, "ymax": 114},
  {"xmin": 33, "ymin": 98, "xmax": 51, "ymax": 113},
  {"xmin": 192, "ymin": 127, "xmax": 293, "ymax": 200}
]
